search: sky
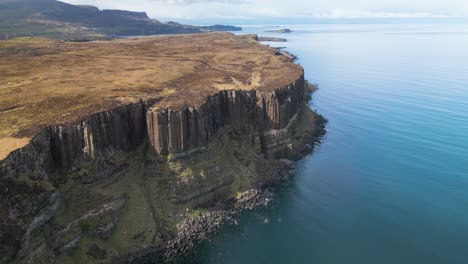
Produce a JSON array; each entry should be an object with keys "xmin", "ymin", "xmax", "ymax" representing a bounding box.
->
[{"xmin": 62, "ymin": 0, "xmax": 468, "ymax": 24}]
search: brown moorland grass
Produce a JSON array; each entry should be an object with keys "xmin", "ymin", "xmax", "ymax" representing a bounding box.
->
[{"xmin": 0, "ymin": 33, "xmax": 302, "ymax": 160}]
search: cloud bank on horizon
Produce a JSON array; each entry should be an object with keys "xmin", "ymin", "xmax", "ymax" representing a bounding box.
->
[{"xmin": 62, "ymin": 0, "xmax": 468, "ymax": 22}]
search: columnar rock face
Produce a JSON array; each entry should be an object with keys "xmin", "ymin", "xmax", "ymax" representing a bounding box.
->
[
  {"xmin": 146, "ymin": 96, "xmax": 227, "ymax": 155},
  {"xmin": 258, "ymin": 76, "xmax": 305, "ymax": 130},
  {"xmin": 147, "ymin": 75, "xmax": 305, "ymax": 155},
  {"xmin": 1, "ymin": 75, "xmax": 305, "ymax": 178},
  {"xmin": 1, "ymin": 102, "xmax": 147, "ymax": 179},
  {"xmin": 49, "ymin": 102, "xmax": 147, "ymax": 171}
]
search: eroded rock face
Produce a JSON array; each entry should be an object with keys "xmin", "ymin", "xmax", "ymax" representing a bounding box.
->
[
  {"xmin": 1, "ymin": 75, "xmax": 305, "ymax": 178},
  {"xmin": 147, "ymin": 75, "xmax": 305, "ymax": 155},
  {"xmin": 1, "ymin": 102, "xmax": 148, "ymax": 180},
  {"xmin": 49, "ymin": 102, "xmax": 147, "ymax": 171}
]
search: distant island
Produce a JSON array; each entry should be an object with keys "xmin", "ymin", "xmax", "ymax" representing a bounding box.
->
[
  {"xmin": 0, "ymin": 0, "xmax": 241, "ymax": 39},
  {"xmin": 258, "ymin": 36, "xmax": 288, "ymax": 42},
  {"xmin": 199, "ymin": 24, "xmax": 243, "ymax": 32},
  {"xmin": 265, "ymin": 28, "xmax": 293, "ymax": 33}
]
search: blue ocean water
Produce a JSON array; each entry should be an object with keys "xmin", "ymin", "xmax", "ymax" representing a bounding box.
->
[{"xmin": 176, "ymin": 24, "xmax": 468, "ymax": 264}]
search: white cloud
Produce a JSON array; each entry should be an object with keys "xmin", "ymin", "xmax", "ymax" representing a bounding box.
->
[{"xmin": 62, "ymin": 0, "xmax": 468, "ymax": 21}]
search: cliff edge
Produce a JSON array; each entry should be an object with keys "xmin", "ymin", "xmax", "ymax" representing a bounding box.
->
[{"xmin": 0, "ymin": 33, "xmax": 326, "ymax": 263}]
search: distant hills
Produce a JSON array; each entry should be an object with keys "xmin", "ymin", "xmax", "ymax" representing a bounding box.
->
[{"xmin": 0, "ymin": 0, "xmax": 242, "ymax": 40}]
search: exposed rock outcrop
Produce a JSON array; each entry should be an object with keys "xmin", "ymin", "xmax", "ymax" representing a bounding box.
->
[
  {"xmin": 1, "ymin": 102, "xmax": 149, "ymax": 180},
  {"xmin": 1, "ymin": 75, "xmax": 305, "ymax": 180},
  {"xmin": 147, "ymin": 75, "xmax": 305, "ymax": 155}
]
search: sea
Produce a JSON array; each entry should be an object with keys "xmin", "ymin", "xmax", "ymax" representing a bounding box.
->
[{"xmin": 173, "ymin": 24, "xmax": 468, "ymax": 264}]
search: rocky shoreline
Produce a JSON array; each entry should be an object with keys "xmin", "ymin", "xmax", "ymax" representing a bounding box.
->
[
  {"xmin": 161, "ymin": 110, "xmax": 326, "ymax": 262},
  {"xmin": 164, "ymin": 189, "xmax": 274, "ymax": 260},
  {"xmin": 115, "ymin": 93, "xmax": 327, "ymax": 263}
]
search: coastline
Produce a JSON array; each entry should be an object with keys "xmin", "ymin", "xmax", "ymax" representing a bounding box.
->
[
  {"xmin": 0, "ymin": 41, "xmax": 326, "ymax": 263},
  {"xmin": 113, "ymin": 80, "xmax": 327, "ymax": 262}
]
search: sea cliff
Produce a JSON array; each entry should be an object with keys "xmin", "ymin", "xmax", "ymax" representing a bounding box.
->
[
  {"xmin": 147, "ymin": 76, "xmax": 304, "ymax": 155},
  {"xmin": 0, "ymin": 34, "xmax": 326, "ymax": 263},
  {"xmin": 1, "ymin": 75, "xmax": 304, "ymax": 179}
]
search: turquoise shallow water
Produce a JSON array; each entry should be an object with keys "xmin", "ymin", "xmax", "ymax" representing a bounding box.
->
[{"xmin": 175, "ymin": 24, "xmax": 468, "ymax": 264}]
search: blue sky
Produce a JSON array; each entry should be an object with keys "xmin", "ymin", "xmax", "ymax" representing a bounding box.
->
[{"xmin": 62, "ymin": 0, "xmax": 468, "ymax": 24}]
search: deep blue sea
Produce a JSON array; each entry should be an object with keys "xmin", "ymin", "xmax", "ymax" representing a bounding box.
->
[{"xmin": 176, "ymin": 24, "xmax": 468, "ymax": 264}]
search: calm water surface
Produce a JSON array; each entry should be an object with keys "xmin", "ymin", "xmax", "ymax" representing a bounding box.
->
[{"xmin": 175, "ymin": 24, "xmax": 468, "ymax": 264}]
